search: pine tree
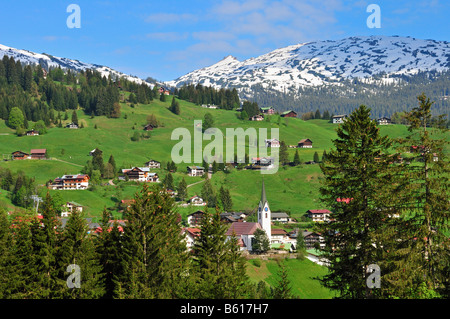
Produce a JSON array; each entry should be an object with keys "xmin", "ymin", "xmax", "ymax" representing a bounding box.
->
[
  {"xmin": 192, "ymin": 208, "xmax": 248, "ymax": 298},
  {"xmin": 293, "ymin": 149, "xmax": 301, "ymax": 166},
  {"xmin": 108, "ymin": 155, "xmax": 117, "ymax": 177},
  {"xmin": 177, "ymin": 178, "xmax": 188, "ymax": 202},
  {"xmin": 120, "ymin": 184, "xmax": 190, "ymax": 298},
  {"xmin": 313, "ymin": 151, "xmax": 320, "ymax": 163},
  {"xmin": 279, "ymin": 141, "xmax": 289, "ymax": 166},
  {"xmin": 272, "ymin": 260, "xmax": 294, "ymax": 299},
  {"xmin": 317, "ymin": 105, "xmax": 399, "ymax": 299},
  {"xmin": 71, "ymin": 110, "xmax": 78, "ymax": 126},
  {"xmin": 389, "ymin": 94, "xmax": 450, "ymax": 297}
]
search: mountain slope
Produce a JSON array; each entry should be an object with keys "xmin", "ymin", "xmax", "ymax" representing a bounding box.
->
[
  {"xmin": 0, "ymin": 43, "xmax": 150, "ymax": 86},
  {"xmin": 166, "ymin": 35, "xmax": 450, "ymax": 99}
]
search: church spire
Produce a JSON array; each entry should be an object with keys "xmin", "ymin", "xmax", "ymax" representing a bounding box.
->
[{"xmin": 261, "ymin": 178, "xmax": 267, "ymax": 205}]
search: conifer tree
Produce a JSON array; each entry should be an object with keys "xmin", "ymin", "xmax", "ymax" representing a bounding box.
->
[
  {"xmin": 120, "ymin": 185, "xmax": 190, "ymax": 298},
  {"xmin": 272, "ymin": 260, "xmax": 294, "ymax": 299},
  {"xmin": 71, "ymin": 110, "xmax": 78, "ymax": 126},
  {"xmin": 177, "ymin": 177, "xmax": 188, "ymax": 202},
  {"xmin": 293, "ymin": 149, "xmax": 301, "ymax": 166},
  {"xmin": 317, "ymin": 105, "xmax": 399, "ymax": 299},
  {"xmin": 388, "ymin": 94, "xmax": 450, "ymax": 297},
  {"xmin": 279, "ymin": 141, "xmax": 289, "ymax": 166},
  {"xmin": 252, "ymin": 228, "xmax": 270, "ymax": 254}
]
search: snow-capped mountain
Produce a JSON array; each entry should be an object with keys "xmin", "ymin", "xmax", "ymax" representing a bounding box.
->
[
  {"xmin": 166, "ymin": 36, "xmax": 450, "ymax": 98},
  {"xmin": 0, "ymin": 43, "xmax": 150, "ymax": 86}
]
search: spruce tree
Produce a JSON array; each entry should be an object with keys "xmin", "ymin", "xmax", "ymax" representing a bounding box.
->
[
  {"xmin": 279, "ymin": 141, "xmax": 289, "ymax": 166},
  {"xmin": 71, "ymin": 110, "xmax": 78, "ymax": 126},
  {"xmin": 317, "ymin": 105, "xmax": 398, "ymax": 299},
  {"xmin": 389, "ymin": 94, "xmax": 450, "ymax": 297},
  {"xmin": 293, "ymin": 149, "xmax": 301, "ymax": 166},
  {"xmin": 252, "ymin": 228, "xmax": 270, "ymax": 254},
  {"xmin": 120, "ymin": 184, "xmax": 190, "ymax": 298},
  {"xmin": 177, "ymin": 177, "xmax": 188, "ymax": 202}
]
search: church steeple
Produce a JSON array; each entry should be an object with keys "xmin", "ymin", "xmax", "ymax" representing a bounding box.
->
[
  {"xmin": 261, "ymin": 178, "xmax": 267, "ymax": 205},
  {"xmin": 258, "ymin": 179, "xmax": 271, "ymax": 239}
]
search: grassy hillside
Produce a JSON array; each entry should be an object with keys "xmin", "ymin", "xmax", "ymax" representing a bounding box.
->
[
  {"xmin": 0, "ymin": 94, "xmax": 443, "ymax": 223},
  {"xmin": 246, "ymin": 258, "xmax": 336, "ymax": 299}
]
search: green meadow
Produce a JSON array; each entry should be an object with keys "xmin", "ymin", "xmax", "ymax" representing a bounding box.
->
[
  {"xmin": 246, "ymin": 257, "xmax": 336, "ymax": 299},
  {"xmin": 0, "ymin": 95, "xmax": 443, "ymax": 223}
]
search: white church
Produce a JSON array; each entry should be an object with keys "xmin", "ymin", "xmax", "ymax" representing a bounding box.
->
[{"xmin": 226, "ymin": 180, "xmax": 296, "ymax": 251}]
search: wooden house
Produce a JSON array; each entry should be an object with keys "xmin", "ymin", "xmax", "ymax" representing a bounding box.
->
[
  {"xmin": 143, "ymin": 124, "xmax": 155, "ymax": 131},
  {"xmin": 332, "ymin": 115, "xmax": 347, "ymax": 124},
  {"xmin": 265, "ymin": 138, "xmax": 280, "ymax": 148},
  {"xmin": 271, "ymin": 212, "xmax": 291, "ymax": 223},
  {"xmin": 50, "ymin": 174, "xmax": 90, "ymax": 190},
  {"xmin": 11, "ymin": 151, "xmax": 30, "ymax": 160},
  {"xmin": 26, "ymin": 130, "xmax": 39, "ymax": 136},
  {"xmin": 122, "ymin": 167, "xmax": 158, "ymax": 182},
  {"xmin": 280, "ymin": 110, "xmax": 297, "ymax": 118},
  {"xmin": 377, "ymin": 117, "xmax": 391, "ymax": 125},
  {"xmin": 298, "ymin": 139, "xmax": 313, "ymax": 148},
  {"xmin": 249, "ymin": 114, "xmax": 264, "ymax": 121},
  {"xmin": 61, "ymin": 201, "xmax": 84, "ymax": 217},
  {"xmin": 302, "ymin": 231, "xmax": 325, "ymax": 249},
  {"xmin": 260, "ymin": 107, "xmax": 275, "ymax": 114},
  {"xmin": 66, "ymin": 122, "xmax": 79, "ymax": 129},
  {"xmin": 144, "ymin": 159, "xmax": 161, "ymax": 168},
  {"xmin": 307, "ymin": 209, "xmax": 332, "ymax": 222},
  {"xmin": 187, "ymin": 210, "xmax": 206, "ymax": 226},
  {"xmin": 187, "ymin": 166, "xmax": 205, "ymax": 177},
  {"xmin": 182, "ymin": 227, "xmax": 201, "ymax": 249},
  {"xmin": 159, "ymin": 87, "xmax": 170, "ymax": 95},
  {"xmin": 188, "ymin": 196, "xmax": 206, "ymax": 206},
  {"xmin": 30, "ymin": 149, "xmax": 47, "ymax": 160}
]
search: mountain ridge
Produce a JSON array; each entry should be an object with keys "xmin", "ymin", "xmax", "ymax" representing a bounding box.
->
[
  {"xmin": 0, "ymin": 43, "xmax": 151, "ymax": 87},
  {"xmin": 166, "ymin": 35, "xmax": 450, "ymax": 102}
]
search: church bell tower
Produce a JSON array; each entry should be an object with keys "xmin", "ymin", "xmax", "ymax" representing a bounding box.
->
[{"xmin": 258, "ymin": 179, "xmax": 271, "ymax": 239}]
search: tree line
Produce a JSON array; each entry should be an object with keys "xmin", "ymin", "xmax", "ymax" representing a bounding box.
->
[
  {"xmin": 0, "ymin": 186, "xmax": 294, "ymax": 299},
  {"xmin": 316, "ymin": 94, "xmax": 449, "ymax": 299},
  {"xmin": 174, "ymin": 84, "xmax": 240, "ymax": 110}
]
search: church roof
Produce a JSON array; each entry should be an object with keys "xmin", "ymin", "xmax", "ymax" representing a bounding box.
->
[
  {"xmin": 260, "ymin": 179, "xmax": 267, "ymax": 205},
  {"xmin": 226, "ymin": 222, "xmax": 261, "ymax": 236}
]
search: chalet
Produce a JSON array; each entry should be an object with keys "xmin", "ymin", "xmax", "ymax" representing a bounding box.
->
[
  {"xmin": 298, "ymin": 139, "xmax": 313, "ymax": 148},
  {"xmin": 159, "ymin": 87, "xmax": 170, "ymax": 95},
  {"xmin": 250, "ymin": 157, "xmax": 274, "ymax": 170},
  {"xmin": 143, "ymin": 124, "xmax": 155, "ymax": 131},
  {"xmin": 61, "ymin": 201, "xmax": 84, "ymax": 217},
  {"xmin": 187, "ymin": 210, "xmax": 205, "ymax": 226},
  {"xmin": 260, "ymin": 107, "xmax": 275, "ymax": 115},
  {"xmin": 201, "ymin": 104, "xmax": 218, "ymax": 109},
  {"xmin": 280, "ymin": 110, "xmax": 297, "ymax": 118},
  {"xmin": 182, "ymin": 227, "xmax": 201, "ymax": 250},
  {"xmin": 271, "ymin": 212, "xmax": 291, "ymax": 223},
  {"xmin": 271, "ymin": 228, "xmax": 288, "ymax": 244},
  {"xmin": 332, "ymin": 115, "xmax": 347, "ymax": 124},
  {"xmin": 220, "ymin": 212, "xmax": 246, "ymax": 223},
  {"xmin": 122, "ymin": 167, "xmax": 159, "ymax": 182},
  {"xmin": 377, "ymin": 117, "xmax": 391, "ymax": 125},
  {"xmin": 302, "ymin": 231, "xmax": 325, "ymax": 249},
  {"xmin": 307, "ymin": 209, "xmax": 331, "ymax": 222},
  {"xmin": 265, "ymin": 138, "xmax": 280, "ymax": 148},
  {"xmin": 66, "ymin": 122, "xmax": 79, "ymax": 129},
  {"xmin": 50, "ymin": 174, "xmax": 90, "ymax": 190},
  {"xmin": 249, "ymin": 114, "xmax": 264, "ymax": 121},
  {"xmin": 11, "ymin": 151, "xmax": 30, "ymax": 160},
  {"xmin": 187, "ymin": 166, "xmax": 205, "ymax": 177},
  {"xmin": 188, "ymin": 195, "xmax": 206, "ymax": 206},
  {"xmin": 144, "ymin": 159, "xmax": 161, "ymax": 168},
  {"xmin": 30, "ymin": 149, "xmax": 47, "ymax": 160},
  {"xmin": 26, "ymin": 130, "xmax": 39, "ymax": 136}
]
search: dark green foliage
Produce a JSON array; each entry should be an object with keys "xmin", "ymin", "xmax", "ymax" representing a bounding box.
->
[
  {"xmin": 272, "ymin": 260, "xmax": 294, "ymax": 299},
  {"xmin": 251, "ymin": 228, "xmax": 270, "ymax": 254},
  {"xmin": 219, "ymin": 185, "xmax": 233, "ymax": 211},
  {"xmin": 203, "ymin": 113, "xmax": 214, "ymax": 132},
  {"xmin": 177, "ymin": 177, "xmax": 187, "ymax": 202},
  {"xmin": 176, "ymin": 84, "xmax": 240, "ymax": 110},
  {"xmin": 279, "ymin": 141, "xmax": 289, "ymax": 166},
  {"xmin": 192, "ymin": 208, "xmax": 250, "ymax": 298},
  {"xmin": 317, "ymin": 104, "xmax": 398, "ymax": 299},
  {"xmin": 201, "ymin": 179, "xmax": 217, "ymax": 208},
  {"xmin": 293, "ymin": 149, "xmax": 301, "ymax": 166}
]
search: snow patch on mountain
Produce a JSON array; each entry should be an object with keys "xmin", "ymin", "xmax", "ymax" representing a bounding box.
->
[
  {"xmin": 0, "ymin": 43, "xmax": 150, "ymax": 86},
  {"xmin": 166, "ymin": 36, "xmax": 450, "ymax": 98}
]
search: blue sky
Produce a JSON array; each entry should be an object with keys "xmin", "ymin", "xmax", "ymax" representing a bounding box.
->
[{"xmin": 0, "ymin": 0, "xmax": 448, "ymax": 82}]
